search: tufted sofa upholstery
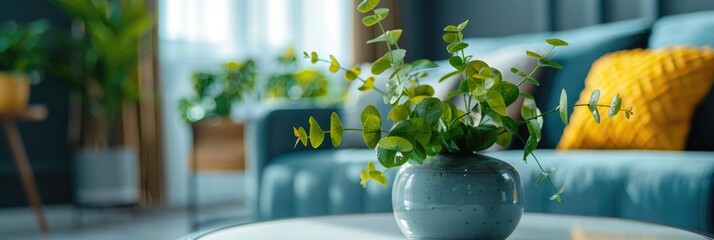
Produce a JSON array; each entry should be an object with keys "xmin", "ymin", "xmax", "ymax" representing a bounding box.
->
[{"xmin": 246, "ymin": 11, "xmax": 714, "ymax": 233}]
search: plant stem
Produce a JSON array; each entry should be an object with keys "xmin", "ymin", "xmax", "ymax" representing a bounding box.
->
[
  {"xmin": 449, "ymin": 112, "xmax": 470, "ymax": 128},
  {"xmin": 519, "ymin": 104, "xmax": 630, "ymax": 123},
  {"xmin": 516, "ymin": 46, "xmax": 555, "ymax": 87},
  {"xmin": 316, "ymin": 59, "xmax": 387, "ymax": 95},
  {"xmin": 375, "ymin": 12, "xmax": 407, "ymax": 100},
  {"xmin": 512, "ymin": 133, "xmax": 561, "ymax": 201}
]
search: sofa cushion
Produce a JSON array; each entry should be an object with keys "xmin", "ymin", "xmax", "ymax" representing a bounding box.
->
[
  {"xmin": 650, "ymin": 11, "xmax": 714, "ymax": 151},
  {"xmin": 487, "ymin": 150, "xmax": 714, "ymax": 232},
  {"xmin": 558, "ymin": 47, "xmax": 714, "ymax": 150},
  {"xmin": 259, "ymin": 149, "xmax": 714, "ymax": 232},
  {"xmin": 258, "ymin": 149, "xmax": 395, "ymax": 219}
]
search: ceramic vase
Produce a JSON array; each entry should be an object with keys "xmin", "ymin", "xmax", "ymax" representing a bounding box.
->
[{"xmin": 392, "ymin": 152, "xmax": 524, "ymax": 240}]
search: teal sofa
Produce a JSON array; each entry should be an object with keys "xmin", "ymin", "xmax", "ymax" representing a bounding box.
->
[{"xmin": 246, "ymin": 11, "xmax": 714, "ymax": 233}]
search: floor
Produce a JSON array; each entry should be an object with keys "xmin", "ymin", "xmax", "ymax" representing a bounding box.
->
[{"xmin": 0, "ymin": 202, "xmax": 251, "ymax": 240}]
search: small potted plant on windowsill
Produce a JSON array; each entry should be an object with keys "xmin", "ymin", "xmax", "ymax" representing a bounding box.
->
[
  {"xmin": 293, "ymin": 1, "xmax": 633, "ymax": 239},
  {"xmin": 0, "ymin": 20, "xmax": 48, "ymax": 113}
]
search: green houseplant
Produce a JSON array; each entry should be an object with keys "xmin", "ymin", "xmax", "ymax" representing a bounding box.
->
[
  {"xmin": 179, "ymin": 60, "xmax": 257, "ymax": 171},
  {"xmin": 0, "ymin": 20, "xmax": 48, "ymax": 113},
  {"xmin": 294, "ymin": 1, "xmax": 633, "ymax": 239},
  {"xmin": 55, "ymin": 0, "xmax": 153, "ymax": 206}
]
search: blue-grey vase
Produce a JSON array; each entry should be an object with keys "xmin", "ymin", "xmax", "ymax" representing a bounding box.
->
[{"xmin": 392, "ymin": 153, "xmax": 524, "ymax": 240}]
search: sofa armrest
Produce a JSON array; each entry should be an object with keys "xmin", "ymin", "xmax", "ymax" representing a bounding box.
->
[{"xmin": 245, "ymin": 103, "xmax": 339, "ymax": 215}]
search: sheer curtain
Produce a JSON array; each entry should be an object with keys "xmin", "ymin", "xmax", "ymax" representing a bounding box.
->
[{"xmin": 158, "ymin": 0, "xmax": 353, "ymax": 206}]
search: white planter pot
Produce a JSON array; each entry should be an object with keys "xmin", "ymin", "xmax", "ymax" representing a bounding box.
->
[{"xmin": 74, "ymin": 147, "xmax": 139, "ymax": 206}]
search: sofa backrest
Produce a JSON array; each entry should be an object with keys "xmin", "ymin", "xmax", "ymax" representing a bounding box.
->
[{"xmin": 650, "ymin": 11, "xmax": 714, "ymax": 151}]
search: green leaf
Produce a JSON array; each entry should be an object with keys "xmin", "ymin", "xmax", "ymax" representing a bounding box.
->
[
  {"xmin": 588, "ymin": 89, "xmax": 601, "ymax": 112},
  {"xmin": 361, "ymin": 8, "xmax": 389, "ymax": 27},
  {"xmin": 367, "ymin": 29, "xmax": 403, "ymax": 45},
  {"xmin": 550, "ymin": 185, "xmax": 566, "ymax": 203},
  {"xmin": 371, "ymin": 57, "xmax": 391, "ymax": 75},
  {"xmin": 442, "ymin": 32, "xmax": 458, "ymax": 43},
  {"xmin": 371, "ymin": 49, "xmax": 407, "ymax": 75},
  {"xmin": 297, "ymin": 127, "xmax": 308, "ymax": 146},
  {"xmin": 376, "ymin": 146, "xmax": 398, "ymax": 168},
  {"xmin": 443, "ymin": 25, "xmax": 458, "ymax": 32},
  {"xmin": 303, "ymin": 51, "xmax": 309, "ymax": 58},
  {"xmin": 523, "ymin": 136, "xmax": 537, "ymax": 161},
  {"xmin": 499, "ymin": 82, "xmax": 519, "ymax": 106},
  {"xmin": 526, "ymin": 119, "xmax": 542, "ymax": 142},
  {"xmin": 359, "ymin": 76, "xmax": 376, "ymax": 91},
  {"xmin": 609, "ymin": 93, "xmax": 622, "ymax": 119},
  {"xmin": 457, "ymin": 20, "xmax": 469, "ymax": 30},
  {"xmin": 526, "ymin": 50, "xmax": 543, "ymax": 59},
  {"xmin": 360, "ymin": 162, "xmax": 387, "ymax": 187},
  {"xmin": 524, "ymin": 76, "xmax": 539, "ymax": 86},
  {"xmin": 466, "ymin": 125, "xmax": 497, "ymax": 151},
  {"xmin": 362, "ymin": 115, "xmax": 382, "ymax": 148},
  {"xmin": 361, "ymin": 105, "xmax": 380, "ymax": 124},
  {"xmin": 485, "ymin": 90, "xmax": 508, "ymax": 116},
  {"xmin": 592, "ymin": 108, "xmax": 601, "ymax": 124},
  {"xmin": 535, "ymin": 172, "xmax": 548, "ymax": 186},
  {"xmin": 330, "ymin": 112, "xmax": 343, "ymax": 147},
  {"xmin": 411, "ymin": 98, "xmax": 443, "ymax": 126},
  {"xmin": 389, "ymin": 104, "xmax": 409, "ymax": 122},
  {"xmin": 345, "ymin": 65, "xmax": 361, "ymax": 81},
  {"xmin": 539, "ymin": 59, "xmax": 563, "ymax": 69},
  {"xmin": 439, "ymin": 70, "xmax": 461, "ymax": 83},
  {"xmin": 466, "ymin": 59, "xmax": 489, "ymax": 75},
  {"xmin": 329, "ymin": 55, "xmax": 340, "ymax": 73},
  {"xmin": 309, "ymin": 116, "xmax": 325, "ymax": 148},
  {"xmin": 496, "ymin": 130, "xmax": 512, "ymax": 147},
  {"xmin": 510, "ymin": 67, "xmax": 527, "ymax": 77},
  {"xmin": 559, "ymin": 89, "xmax": 568, "ymax": 125},
  {"xmin": 447, "ymin": 90, "xmax": 463, "ymax": 99},
  {"xmin": 411, "ymin": 85, "xmax": 435, "ymax": 97},
  {"xmin": 378, "ymin": 136, "xmax": 414, "ymax": 152},
  {"xmin": 441, "ymin": 101, "xmax": 457, "ymax": 123},
  {"xmin": 409, "ymin": 141, "xmax": 427, "ymax": 165},
  {"xmin": 310, "ymin": 51, "xmax": 318, "ymax": 64},
  {"xmin": 389, "ymin": 118, "xmax": 431, "ymax": 146},
  {"xmin": 545, "ymin": 38, "xmax": 569, "ymax": 46},
  {"xmin": 357, "ymin": 0, "xmax": 381, "ymax": 13},
  {"xmin": 502, "ymin": 116, "xmax": 518, "ymax": 133},
  {"xmin": 449, "ymin": 56, "xmax": 466, "ymax": 71},
  {"xmin": 409, "ymin": 59, "xmax": 439, "ymax": 74},
  {"xmin": 446, "ymin": 42, "xmax": 469, "ymax": 54}
]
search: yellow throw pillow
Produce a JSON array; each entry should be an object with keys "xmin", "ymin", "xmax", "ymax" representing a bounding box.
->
[{"xmin": 558, "ymin": 46, "xmax": 714, "ymax": 150}]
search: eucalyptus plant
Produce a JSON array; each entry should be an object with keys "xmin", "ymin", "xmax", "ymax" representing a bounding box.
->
[{"xmin": 294, "ymin": 0, "xmax": 633, "ymax": 202}]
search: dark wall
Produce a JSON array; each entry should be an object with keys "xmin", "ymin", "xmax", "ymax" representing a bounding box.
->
[
  {"xmin": 401, "ymin": 0, "xmax": 714, "ymax": 60},
  {"xmin": 0, "ymin": 0, "xmax": 72, "ymax": 207}
]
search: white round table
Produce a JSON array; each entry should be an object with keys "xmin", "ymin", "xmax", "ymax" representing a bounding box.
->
[{"xmin": 184, "ymin": 213, "xmax": 712, "ymax": 240}]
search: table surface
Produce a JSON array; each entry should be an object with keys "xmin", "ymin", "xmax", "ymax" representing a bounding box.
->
[{"xmin": 186, "ymin": 213, "xmax": 711, "ymax": 240}]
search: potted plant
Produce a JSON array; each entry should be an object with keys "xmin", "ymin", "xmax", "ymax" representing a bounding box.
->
[
  {"xmin": 55, "ymin": 0, "xmax": 153, "ymax": 206},
  {"xmin": 0, "ymin": 20, "xmax": 48, "ymax": 113},
  {"xmin": 179, "ymin": 60, "xmax": 258, "ymax": 171},
  {"xmin": 293, "ymin": 1, "xmax": 633, "ymax": 239}
]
